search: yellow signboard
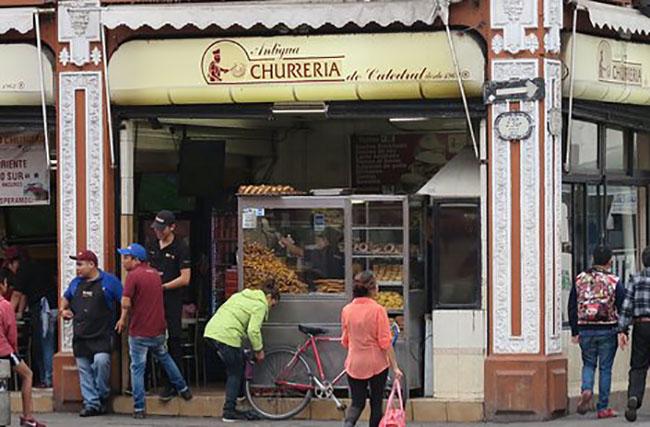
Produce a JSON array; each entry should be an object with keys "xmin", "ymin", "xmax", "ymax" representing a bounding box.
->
[
  {"xmin": 563, "ymin": 33, "xmax": 650, "ymax": 105},
  {"xmin": 109, "ymin": 32, "xmax": 485, "ymax": 105}
]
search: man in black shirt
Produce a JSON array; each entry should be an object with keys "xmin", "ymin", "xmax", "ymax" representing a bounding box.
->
[
  {"xmin": 5, "ymin": 246, "xmax": 57, "ymax": 388},
  {"xmin": 147, "ymin": 210, "xmax": 191, "ymax": 400}
]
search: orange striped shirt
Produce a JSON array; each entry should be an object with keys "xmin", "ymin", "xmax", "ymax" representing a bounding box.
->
[{"xmin": 341, "ymin": 297, "xmax": 391, "ymax": 380}]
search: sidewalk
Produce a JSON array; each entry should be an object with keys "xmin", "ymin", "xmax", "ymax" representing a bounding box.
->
[{"xmin": 20, "ymin": 410, "xmax": 650, "ymax": 426}]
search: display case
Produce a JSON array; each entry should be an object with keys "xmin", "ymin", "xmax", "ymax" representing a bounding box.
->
[{"xmin": 237, "ymin": 195, "xmax": 426, "ymax": 392}]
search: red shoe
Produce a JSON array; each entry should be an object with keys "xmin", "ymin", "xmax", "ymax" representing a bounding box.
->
[
  {"xmin": 577, "ymin": 390, "xmax": 593, "ymax": 415},
  {"xmin": 20, "ymin": 416, "xmax": 46, "ymax": 427},
  {"xmin": 597, "ymin": 408, "xmax": 618, "ymax": 419}
]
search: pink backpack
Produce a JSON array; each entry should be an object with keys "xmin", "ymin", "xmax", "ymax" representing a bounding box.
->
[{"xmin": 380, "ymin": 380, "xmax": 406, "ymax": 427}]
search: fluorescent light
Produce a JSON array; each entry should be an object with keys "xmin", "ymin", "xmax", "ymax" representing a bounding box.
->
[
  {"xmin": 388, "ymin": 117, "xmax": 430, "ymax": 123},
  {"xmin": 272, "ymin": 102, "xmax": 328, "ymax": 115}
]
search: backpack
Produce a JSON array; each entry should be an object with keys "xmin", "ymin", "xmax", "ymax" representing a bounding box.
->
[{"xmin": 575, "ymin": 268, "xmax": 619, "ymax": 324}]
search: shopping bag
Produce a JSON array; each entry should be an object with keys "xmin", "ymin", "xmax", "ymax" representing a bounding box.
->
[{"xmin": 379, "ymin": 379, "xmax": 406, "ymax": 427}]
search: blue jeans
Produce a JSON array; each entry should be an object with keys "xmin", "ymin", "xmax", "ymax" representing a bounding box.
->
[
  {"xmin": 129, "ymin": 335, "xmax": 188, "ymax": 412},
  {"xmin": 208, "ymin": 339, "xmax": 244, "ymax": 412},
  {"xmin": 579, "ymin": 329, "xmax": 618, "ymax": 411},
  {"xmin": 76, "ymin": 353, "xmax": 111, "ymax": 411}
]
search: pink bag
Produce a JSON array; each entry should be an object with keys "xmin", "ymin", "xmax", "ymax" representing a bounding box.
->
[{"xmin": 379, "ymin": 379, "xmax": 406, "ymax": 427}]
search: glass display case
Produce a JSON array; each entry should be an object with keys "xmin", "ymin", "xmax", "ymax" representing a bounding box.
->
[{"xmin": 238, "ymin": 195, "xmax": 426, "ymax": 392}]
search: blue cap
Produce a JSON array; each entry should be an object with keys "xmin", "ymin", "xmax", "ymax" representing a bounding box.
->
[{"xmin": 117, "ymin": 243, "xmax": 147, "ymax": 261}]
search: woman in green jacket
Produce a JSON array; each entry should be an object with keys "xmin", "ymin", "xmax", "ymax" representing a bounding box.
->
[{"xmin": 204, "ymin": 280, "xmax": 280, "ymax": 422}]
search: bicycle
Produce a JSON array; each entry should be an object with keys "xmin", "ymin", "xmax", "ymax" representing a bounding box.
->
[{"xmin": 245, "ymin": 322, "xmax": 400, "ymax": 420}]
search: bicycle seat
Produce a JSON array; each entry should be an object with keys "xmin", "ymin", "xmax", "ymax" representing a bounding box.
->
[{"xmin": 299, "ymin": 324, "xmax": 328, "ymax": 336}]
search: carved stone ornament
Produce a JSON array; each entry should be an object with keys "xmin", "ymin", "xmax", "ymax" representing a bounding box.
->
[
  {"xmin": 544, "ymin": 0, "xmax": 562, "ymax": 53},
  {"xmin": 491, "ymin": 0, "xmax": 538, "ymax": 54},
  {"xmin": 491, "ymin": 59, "xmax": 541, "ymax": 354},
  {"xmin": 58, "ymin": 0, "xmax": 101, "ymax": 67},
  {"xmin": 59, "ymin": 72, "xmax": 104, "ymax": 351}
]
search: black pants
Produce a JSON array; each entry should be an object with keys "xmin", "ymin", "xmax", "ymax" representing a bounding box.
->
[
  {"xmin": 629, "ymin": 322, "xmax": 650, "ymax": 406},
  {"xmin": 209, "ymin": 339, "xmax": 244, "ymax": 412},
  {"xmin": 345, "ymin": 369, "xmax": 389, "ymax": 427},
  {"xmin": 161, "ymin": 313, "xmax": 184, "ymax": 389}
]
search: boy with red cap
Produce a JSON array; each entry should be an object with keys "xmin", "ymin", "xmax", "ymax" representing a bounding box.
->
[{"xmin": 61, "ymin": 250, "xmax": 122, "ymax": 417}]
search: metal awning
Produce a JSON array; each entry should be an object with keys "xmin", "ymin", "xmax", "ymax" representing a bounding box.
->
[
  {"xmin": 417, "ymin": 148, "xmax": 479, "ymax": 198},
  {"xmin": 102, "ymin": 0, "xmax": 459, "ymax": 30},
  {"xmin": 572, "ymin": 0, "xmax": 650, "ymax": 35},
  {"xmin": 0, "ymin": 7, "xmax": 35, "ymax": 34}
]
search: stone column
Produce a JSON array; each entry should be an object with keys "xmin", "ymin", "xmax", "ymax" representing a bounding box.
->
[
  {"xmin": 484, "ymin": 0, "xmax": 567, "ymax": 420},
  {"xmin": 53, "ymin": 0, "xmax": 116, "ymax": 410}
]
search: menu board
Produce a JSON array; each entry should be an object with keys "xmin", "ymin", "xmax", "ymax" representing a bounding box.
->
[{"xmin": 351, "ymin": 133, "xmax": 468, "ymax": 192}]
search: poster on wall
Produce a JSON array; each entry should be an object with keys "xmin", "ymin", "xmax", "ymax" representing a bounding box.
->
[
  {"xmin": 0, "ymin": 135, "xmax": 49, "ymax": 206},
  {"xmin": 351, "ymin": 132, "xmax": 468, "ymax": 193}
]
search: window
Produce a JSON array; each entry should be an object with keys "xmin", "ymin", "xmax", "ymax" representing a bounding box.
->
[
  {"xmin": 433, "ymin": 201, "xmax": 480, "ymax": 308},
  {"xmin": 605, "ymin": 127, "xmax": 626, "ymax": 172},
  {"xmin": 570, "ymin": 120, "xmax": 598, "ymax": 172},
  {"xmin": 634, "ymin": 132, "xmax": 650, "ymax": 172}
]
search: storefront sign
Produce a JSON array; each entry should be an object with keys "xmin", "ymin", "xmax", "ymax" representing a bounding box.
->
[
  {"xmin": 109, "ymin": 32, "xmax": 486, "ymax": 105},
  {"xmin": 0, "ymin": 136, "xmax": 49, "ymax": 206},
  {"xmin": 562, "ymin": 34, "xmax": 650, "ymax": 105},
  {"xmin": 495, "ymin": 112, "xmax": 534, "ymax": 141},
  {"xmin": 597, "ymin": 40, "xmax": 642, "ymax": 86}
]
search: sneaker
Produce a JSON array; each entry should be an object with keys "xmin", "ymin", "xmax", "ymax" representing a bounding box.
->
[
  {"xmin": 79, "ymin": 407, "xmax": 102, "ymax": 417},
  {"xmin": 180, "ymin": 388, "xmax": 193, "ymax": 401},
  {"xmin": 159, "ymin": 388, "xmax": 178, "ymax": 402},
  {"xmin": 597, "ymin": 408, "xmax": 618, "ymax": 419},
  {"xmin": 20, "ymin": 416, "xmax": 46, "ymax": 427},
  {"xmin": 222, "ymin": 410, "xmax": 248, "ymax": 423},
  {"xmin": 626, "ymin": 397, "xmax": 639, "ymax": 422},
  {"xmin": 577, "ymin": 390, "xmax": 593, "ymax": 415},
  {"xmin": 133, "ymin": 411, "xmax": 146, "ymax": 420},
  {"xmin": 242, "ymin": 410, "xmax": 261, "ymax": 420}
]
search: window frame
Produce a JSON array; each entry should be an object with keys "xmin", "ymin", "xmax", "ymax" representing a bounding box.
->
[{"xmin": 431, "ymin": 198, "xmax": 481, "ymax": 310}]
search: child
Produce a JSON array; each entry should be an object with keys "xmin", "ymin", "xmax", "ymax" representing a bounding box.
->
[{"xmin": 0, "ymin": 269, "xmax": 46, "ymax": 427}]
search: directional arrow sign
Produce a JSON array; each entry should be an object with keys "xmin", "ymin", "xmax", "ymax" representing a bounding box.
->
[{"xmin": 483, "ymin": 78, "xmax": 545, "ymax": 104}]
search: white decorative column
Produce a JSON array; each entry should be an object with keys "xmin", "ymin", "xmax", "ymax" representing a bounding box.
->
[
  {"xmin": 484, "ymin": 0, "xmax": 566, "ymax": 420},
  {"xmin": 54, "ymin": 0, "xmax": 114, "ymax": 410}
]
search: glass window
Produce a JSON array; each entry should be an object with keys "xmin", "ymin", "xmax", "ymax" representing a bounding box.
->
[
  {"xmin": 570, "ymin": 120, "xmax": 599, "ymax": 173},
  {"xmin": 606, "ymin": 186, "xmax": 638, "ymax": 282},
  {"xmin": 561, "ymin": 184, "xmax": 573, "ymax": 325},
  {"xmin": 634, "ymin": 132, "xmax": 650, "ymax": 172},
  {"xmin": 433, "ymin": 203, "xmax": 480, "ymax": 308},
  {"xmin": 605, "ymin": 128, "xmax": 626, "ymax": 172},
  {"xmin": 242, "ymin": 208, "xmax": 345, "ymax": 294},
  {"xmin": 587, "ymin": 184, "xmax": 603, "ymax": 261}
]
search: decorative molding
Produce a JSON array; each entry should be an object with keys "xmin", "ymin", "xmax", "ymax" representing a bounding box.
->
[
  {"xmin": 543, "ymin": 0, "xmax": 562, "ymax": 53},
  {"xmin": 544, "ymin": 59, "xmax": 563, "ymax": 354},
  {"xmin": 491, "ymin": 0, "xmax": 538, "ymax": 54},
  {"xmin": 492, "ymin": 34, "xmax": 505, "ymax": 54},
  {"xmin": 58, "ymin": 0, "xmax": 101, "ymax": 67},
  {"xmin": 58, "ymin": 71, "xmax": 103, "ymax": 352},
  {"xmin": 525, "ymin": 33, "xmax": 539, "ymax": 54},
  {"xmin": 491, "ymin": 59, "xmax": 540, "ymax": 354}
]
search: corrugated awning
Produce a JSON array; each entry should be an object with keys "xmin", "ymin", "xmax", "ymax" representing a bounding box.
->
[
  {"xmin": 102, "ymin": 0, "xmax": 459, "ymax": 31},
  {"xmin": 0, "ymin": 7, "xmax": 35, "ymax": 34},
  {"xmin": 572, "ymin": 0, "xmax": 650, "ymax": 35}
]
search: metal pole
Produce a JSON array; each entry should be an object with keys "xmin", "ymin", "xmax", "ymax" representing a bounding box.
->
[
  {"xmin": 565, "ymin": 5, "xmax": 579, "ymax": 172},
  {"xmin": 34, "ymin": 11, "xmax": 51, "ymax": 169},
  {"xmin": 100, "ymin": 20, "xmax": 116, "ymax": 169},
  {"xmin": 445, "ymin": 24, "xmax": 479, "ymax": 159}
]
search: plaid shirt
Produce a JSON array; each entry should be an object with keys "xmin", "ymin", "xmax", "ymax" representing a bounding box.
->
[{"xmin": 618, "ymin": 268, "xmax": 650, "ymax": 333}]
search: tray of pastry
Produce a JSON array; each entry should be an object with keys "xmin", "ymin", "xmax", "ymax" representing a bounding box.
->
[
  {"xmin": 313, "ymin": 279, "xmax": 345, "ymax": 294},
  {"xmin": 238, "ymin": 184, "xmax": 306, "ymax": 196},
  {"xmin": 352, "ymin": 242, "xmax": 404, "ymax": 256}
]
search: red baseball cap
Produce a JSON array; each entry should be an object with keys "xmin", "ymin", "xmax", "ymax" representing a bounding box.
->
[{"xmin": 69, "ymin": 250, "xmax": 98, "ymax": 265}]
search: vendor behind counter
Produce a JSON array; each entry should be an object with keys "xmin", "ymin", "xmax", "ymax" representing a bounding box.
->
[{"xmin": 280, "ymin": 227, "xmax": 344, "ymax": 287}]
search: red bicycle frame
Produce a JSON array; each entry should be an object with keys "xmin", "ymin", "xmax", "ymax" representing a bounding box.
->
[{"xmin": 275, "ymin": 334, "xmax": 347, "ymax": 392}]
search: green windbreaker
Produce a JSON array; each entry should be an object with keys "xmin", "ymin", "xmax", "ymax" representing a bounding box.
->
[{"xmin": 203, "ymin": 289, "xmax": 269, "ymax": 351}]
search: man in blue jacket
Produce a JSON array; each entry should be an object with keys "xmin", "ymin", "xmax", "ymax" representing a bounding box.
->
[{"xmin": 61, "ymin": 250, "xmax": 122, "ymax": 417}]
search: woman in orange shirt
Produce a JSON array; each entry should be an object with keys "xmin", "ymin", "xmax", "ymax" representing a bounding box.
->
[{"xmin": 341, "ymin": 271, "xmax": 402, "ymax": 427}]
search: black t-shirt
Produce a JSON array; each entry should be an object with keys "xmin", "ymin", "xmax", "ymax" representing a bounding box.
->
[
  {"xmin": 147, "ymin": 237, "xmax": 191, "ymax": 335},
  {"xmin": 14, "ymin": 259, "xmax": 57, "ymax": 309}
]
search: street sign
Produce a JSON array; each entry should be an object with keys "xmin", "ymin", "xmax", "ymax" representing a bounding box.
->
[
  {"xmin": 483, "ymin": 78, "xmax": 545, "ymax": 104},
  {"xmin": 495, "ymin": 111, "xmax": 534, "ymax": 141}
]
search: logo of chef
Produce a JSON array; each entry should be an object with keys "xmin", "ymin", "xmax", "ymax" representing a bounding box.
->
[{"xmin": 204, "ymin": 41, "xmax": 247, "ymax": 83}]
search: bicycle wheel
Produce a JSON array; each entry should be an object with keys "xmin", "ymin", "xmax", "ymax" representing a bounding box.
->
[{"xmin": 246, "ymin": 348, "xmax": 313, "ymax": 420}]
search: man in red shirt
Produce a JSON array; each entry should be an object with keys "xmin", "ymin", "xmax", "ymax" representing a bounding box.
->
[
  {"xmin": 0, "ymin": 269, "xmax": 46, "ymax": 427},
  {"xmin": 115, "ymin": 243, "xmax": 192, "ymax": 419}
]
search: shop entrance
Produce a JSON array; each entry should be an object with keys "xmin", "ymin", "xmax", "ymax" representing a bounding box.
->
[{"xmin": 116, "ymin": 101, "xmax": 483, "ymax": 396}]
